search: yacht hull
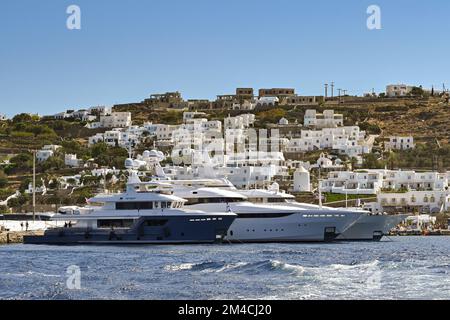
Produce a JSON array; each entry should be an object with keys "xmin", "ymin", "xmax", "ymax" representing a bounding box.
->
[
  {"xmin": 336, "ymin": 214, "xmax": 408, "ymax": 241},
  {"xmin": 23, "ymin": 215, "xmax": 235, "ymax": 245},
  {"xmin": 224, "ymin": 211, "xmax": 362, "ymax": 243}
]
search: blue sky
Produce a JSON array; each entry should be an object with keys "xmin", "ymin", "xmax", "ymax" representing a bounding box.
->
[{"xmin": 0, "ymin": 0, "xmax": 449, "ymax": 117}]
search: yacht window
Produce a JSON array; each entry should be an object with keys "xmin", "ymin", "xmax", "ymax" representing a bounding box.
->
[
  {"xmin": 115, "ymin": 202, "xmax": 154, "ymax": 210},
  {"xmin": 161, "ymin": 202, "xmax": 173, "ymax": 209},
  {"xmin": 145, "ymin": 219, "xmax": 168, "ymax": 227},
  {"xmin": 186, "ymin": 197, "xmax": 243, "ymax": 205},
  {"xmin": 97, "ymin": 219, "xmax": 134, "ymax": 229},
  {"xmin": 267, "ymin": 198, "xmax": 286, "ymax": 203}
]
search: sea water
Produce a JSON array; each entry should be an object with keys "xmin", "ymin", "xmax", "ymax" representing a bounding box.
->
[{"xmin": 0, "ymin": 236, "xmax": 449, "ymax": 300}]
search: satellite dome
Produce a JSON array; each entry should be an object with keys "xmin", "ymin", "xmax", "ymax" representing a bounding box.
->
[
  {"xmin": 149, "ymin": 150, "xmax": 159, "ymax": 157},
  {"xmin": 143, "ymin": 150, "xmax": 151, "ymax": 158},
  {"xmin": 124, "ymin": 158, "xmax": 134, "ymax": 169}
]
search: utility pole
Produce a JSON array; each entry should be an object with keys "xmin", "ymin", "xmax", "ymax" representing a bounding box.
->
[
  {"xmin": 318, "ymin": 179, "xmax": 323, "ymax": 209},
  {"xmin": 331, "ymin": 82, "xmax": 335, "ymax": 99},
  {"xmin": 324, "ymin": 83, "xmax": 329, "ymax": 100},
  {"xmin": 341, "ymin": 90, "xmax": 348, "ymax": 103},
  {"xmin": 318, "ymin": 166, "xmax": 323, "ymax": 209},
  {"xmin": 345, "ymin": 191, "xmax": 348, "ymax": 208},
  {"xmin": 338, "ymin": 89, "xmax": 342, "ymax": 103}
]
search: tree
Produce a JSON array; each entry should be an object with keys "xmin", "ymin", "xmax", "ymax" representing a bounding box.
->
[
  {"xmin": 12, "ymin": 113, "xmax": 33, "ymax": 123},
  {"xmin": 0, "ymin": 170, "xmax": 8, "ymax": 188},
  {"xmin": 41, "ymin": 156, "xmax": 65, "ymax": 171},
  {"xmin": 350, "ymin": 157, "xmax": 359, "ymax": 170},
  {"xmin": 363, "ymin": 153, "xmax": 384, "ymax": 169},
  {"xmin": 410, "ymin": 86, "xmax": 424, "ymax": 96},
  {"xmin": 90, "ymin": 142, "xmax": 108, "ymax": 158},
  {"xmin": 6, "ymin": 152, "xmax": 33, "ymax": 174},
  {"xmin": 7, "ymin": 194, "xmax": 29, "ymax": 209}
]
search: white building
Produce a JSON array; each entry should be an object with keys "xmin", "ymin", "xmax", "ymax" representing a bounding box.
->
[
  {"xmin": 99, "ymin": 112, "xmax": 132, "ymax": 128},
  {"xmin": 183, "ymin": 111, "xmax": 207, "ymax": 122},
  {"xmin": 322, "ymin": 169, "xmax": 450, "ymax": 195},
  {"xmin": 88, "ymin": 106, "xmax": 112, "ymax": 115},
  {"xmin": 65, "ymin": 154, "xmax": 83, "ymax": 168},
  {"xmin": 52, "ymin": 109, "xmax": 97, "ymax": 122},
  {"xmin": 36, "ymin": 145, "xmax": 61, "ymax": 162},
  {"xmin": 385, "ymin": 136, "xmax": 415, "ymax": 151},
  {"xmin": 386, "ymin": 84, "xmax": 413, "ymax": 97},
  {"xmin": 378, "ymin": 190, "xmax": 450, "ymax": 214},
  {"xmin": 103, "ymin": 130, "xmax": 122, "ymax": 147},
  {"xmin": 286, "ymin": 126, "xmax": 370, "ymax": 159},
  {"xmin": 278, "ymin": 117, "xmax": 289, "ymax": 125},
  {"xmin": 154, "ymin": 124, "xmax": 178, "ymax": 141},
  {"xmin": 293, "ymin": 166, "xmax": 311, "ymax": 192},
  {"xmin": 304, "ymin": 109, "xmax": 343, "ymax": 128},
  {"xmin": 224, "ymin": 114, "xmax": 255, "ymax": 130},
  {"xmin": 232, "ymin": 101, "xmax": 256, "ymax": 111},
  {"xmin": 89, "ymin": 133, "xmax": 105, "ymax": 146},
  {"xmin": 256, "ymin": 97, "xmax": 279, "ymax": 107}
]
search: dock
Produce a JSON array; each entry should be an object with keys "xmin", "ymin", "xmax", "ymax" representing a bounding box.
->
[
  {"xmin": 0, "ymin": 230, "xmax": 44, "ymax": 244},
  {"xmin": 390, "ymin": 229, "xmax": 450, "ymax": 237}
]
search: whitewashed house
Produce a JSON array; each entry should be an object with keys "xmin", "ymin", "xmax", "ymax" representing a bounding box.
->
[
  {"xmin": 385, "ymin": 136, "xmax": 415, "ymax": 151},
  {"xmin": 321, "ymin": 169, "xmax": 450, "ymax": 195},
  {"xmin": 88, "ymin": 106, "xmax": 112, "ymax": 115},
  {"xmin": 88, "ymin": 133, "xmax": 105, "ymax": 146},
  {"xmin": 256, "ymin": 97, "xmax": 279, "ymax": 107},
  {"xmin": 183, "ymin": 111, "xmax": 207, "ymax": 122},
  {"xmin": 304, "ymin": 109, "xmax": 343, "ymax": 128},
  {"xmin": 386, "ymin": 84, "xmax": 413, "ymax": 97},
  {"xmin": 278, "ymin": 118, "xmax": 289, "ymax": 125},
  {"xmin": 378, "ymin": 190, "xmax": 450, "ymax": 214},
  {"xmin": 286, "ymin": 126, "xmax": 369, "ymax": 159},
  {"xmin": 65, "ymin": 154, "xmax": 83, "ymax": 168},
  {"xmin": 36, "ymin": 145, "xmax": 61, "ymax": 162},
  {"xmin": 99, "ymin": 112, "xmax": 132, "ymax": 128}
]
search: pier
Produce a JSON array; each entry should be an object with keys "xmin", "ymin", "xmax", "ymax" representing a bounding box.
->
[{"xmin": 0, "ymin": 230, "xmax": 44, "ymax": 244}]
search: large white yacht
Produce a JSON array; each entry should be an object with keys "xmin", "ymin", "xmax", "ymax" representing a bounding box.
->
[
  {"xmin": 24, "ymin": 172, "xmax": 236, "ymax": 245},
  {"xmin": 150, "ymin": 181, "xmax": 362, "ymax": 242},
  {"xmin": 235, "ymin": 187, "xmax": 407, "ymax": 241}
]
